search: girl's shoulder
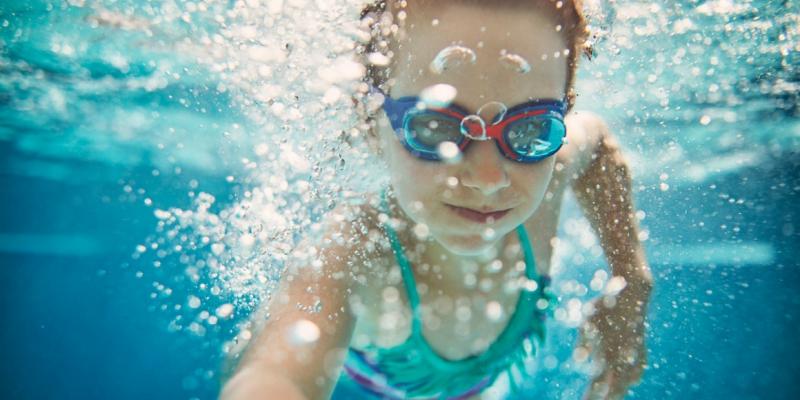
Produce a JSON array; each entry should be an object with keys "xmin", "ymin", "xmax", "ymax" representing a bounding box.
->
[
  {"xmin": 304, "ymin": 193, "xmax": 394, "ymax": 296},
  {"xmin": 558, "ymin": 110, "xmax": 613, "ymax": 181}
]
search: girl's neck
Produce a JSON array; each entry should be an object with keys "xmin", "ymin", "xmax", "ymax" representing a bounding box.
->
[{"xmin": 384, "ymin": 192, "xmax": 523, "ymax": 289}]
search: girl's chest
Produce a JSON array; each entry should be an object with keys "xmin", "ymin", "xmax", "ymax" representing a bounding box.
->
[
  {"xmin": 349, "ymin": 232, "xmax": 554, "ymax": 361},
  {"xmin": 348, "ymin": 174, "xmax": 567, "ymax": 361}
]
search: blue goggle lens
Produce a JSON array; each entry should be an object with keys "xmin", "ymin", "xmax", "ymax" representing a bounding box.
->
[
  {"xmin": 404, "ymin": 112, "xmax": 463, "ymax": 149},
  {"xmin": 504, "ymin": 115, "xmax": 565, "ymax": 159}
]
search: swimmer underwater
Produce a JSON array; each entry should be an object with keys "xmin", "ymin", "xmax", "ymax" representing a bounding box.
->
[{"xmin": 221, "ymin": 1, "xmax": 653, "ymax": 399}]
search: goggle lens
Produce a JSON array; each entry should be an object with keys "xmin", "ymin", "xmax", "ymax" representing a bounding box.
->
[
  {"xmin": 405, "ymin": 112, "xmax": 463, "ymax": 149},
  {"xmin": 504, "ymin": 115, "xmax": 565, "ymax": 159}
]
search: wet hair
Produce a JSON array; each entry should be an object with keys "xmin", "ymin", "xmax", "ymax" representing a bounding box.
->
[{"xmin": 358, "ymin": 0, "xmax": 591, "ymax": 113}]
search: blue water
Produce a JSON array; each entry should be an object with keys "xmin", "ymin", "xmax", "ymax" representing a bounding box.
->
[{"xmin": 1, "ymin": 1, "xmax": 798, "ymax": 399}]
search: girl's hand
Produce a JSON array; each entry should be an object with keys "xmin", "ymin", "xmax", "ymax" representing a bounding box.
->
[{"xmin": 579, "ymin": 280, "xmax": 651, "ymax": 400}]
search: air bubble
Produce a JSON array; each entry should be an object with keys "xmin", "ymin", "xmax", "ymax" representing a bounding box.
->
[
  {"xmin": 211, "ymin": 243, "xmax": 225, "ymax": 256},
  {"xmin": 476, "ymin": 101, "xmax": 507, "ymax": 125},
  {"xmin": 464, "ymin": 273, "xmax": 477, "ymax": 288},
  {"xmin": 429, "ymin": 45, "xmax": 477, "ymax": 74},
  {"xmin": 215, "ymin": 303, "xmax": 234, "ymax": 318},
  {"xmin": 455, "ymin": 305, "xmax": 472, "ymax": 321},
  {"xmin": 187, "ymin": 295, "xmax": 201, "ymax": 309},
  {"xmin": 446, "ymin": 176, "xmax": 459, "ymax": 188},
  {"xmin": 604, "ymin": 276, "xmax": 627, "ymax": 295},
  {"xmin": 287, "ymin": 319, "xmax": 320, "ymax": 346},
  {"xmin": 573, "ymin": 345, "xmax": 590, "ymax": 363},
  {"xmin": 437, "ymin": 141, "xmax": 462, "ymax": 163},
  {"xmin": 498, "ymin": 51, "xmax": 531, "ymax": 74},
  {"xmin": 239, "ymin": 234, "xmax": 256, "ymax": 248},
  {"xmin": 413, "ymin": 223, "xmax": 430, "ymax": 239},
  {"xmin": 367, "ymin": 52, "xmax": 390, "ymax": 66},
  {"xmin": 419, "ymin": 84, "xmax": 457, "ymax": 107},
  {"xmin": 485, "ymin": 301, "xmax": 504, "ymax": 321},
  {"xmin": 520, "ymin": 278, "xmax": 539, "ymax": 292},
  {"xmin": 460, "ymin": 115, "xmax": 486, "ymax": 140}
]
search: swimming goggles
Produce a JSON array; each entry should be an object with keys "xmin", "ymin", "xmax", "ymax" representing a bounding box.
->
[{"xmin": 372, "ymin": 86, "xmax": 567, "ymax": 163}]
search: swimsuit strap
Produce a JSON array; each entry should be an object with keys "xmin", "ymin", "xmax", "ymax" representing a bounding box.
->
[
  {"xmin": 380, "ymin": 189, "xmax": 424, "ymax": 328},
  {"xmin": 516, "ymin": 219, "xmax": 537, "ymax": 281}
]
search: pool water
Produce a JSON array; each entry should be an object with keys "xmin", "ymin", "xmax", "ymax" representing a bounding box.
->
[{"xmin": 1, "ymin": 1, "xmax": 798, "ymax": 399}]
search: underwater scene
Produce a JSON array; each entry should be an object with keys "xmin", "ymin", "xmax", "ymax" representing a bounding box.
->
[{"xmin": 0, "ymin": 0, "xmax": 798, "ymax": 399}]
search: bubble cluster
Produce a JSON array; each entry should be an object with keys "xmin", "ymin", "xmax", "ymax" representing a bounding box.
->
[{"xmin": 107, "ymin": 2, "xmax": 393, "ymax": 373}]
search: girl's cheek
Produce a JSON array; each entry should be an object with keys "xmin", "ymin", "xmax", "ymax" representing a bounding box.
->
[
  {"xmin": 398, "ymin": 161, "xmax": 446, "ymax": 198},
  {"xmin": 519, "ymin": 159, "xmax": 556, "ymax": 200}
]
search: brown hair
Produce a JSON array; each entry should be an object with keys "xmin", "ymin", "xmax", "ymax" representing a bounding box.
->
[{"xmin": 357, "ymin": 0, "xmax": 591, "ymax": 113}]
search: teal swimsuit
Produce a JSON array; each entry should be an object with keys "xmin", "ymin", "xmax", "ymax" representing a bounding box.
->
[{"xmin": 337, "ymin": 191, "xmax": 554, "ymax": 399}]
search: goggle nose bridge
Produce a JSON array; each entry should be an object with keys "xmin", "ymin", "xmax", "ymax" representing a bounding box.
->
[
  {"xmin": 459, "ymin": 101, "xmax": 509, "ymax": 141},
  {"xmin": 460, "ymin": 115, "xmax": 488, "ymax": 141}
]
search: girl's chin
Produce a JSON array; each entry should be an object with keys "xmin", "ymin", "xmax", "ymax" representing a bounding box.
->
[{"xmin": 432, "ymin": 232, "xmax": 505, "ymax": 259}]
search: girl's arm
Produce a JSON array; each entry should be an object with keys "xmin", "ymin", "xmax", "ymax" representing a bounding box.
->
[
  {"xmin": 570, "ymin": 113, "xmax": 653, "ymax": 289},
  {"xmin": 568, "ymin": 112, "xmax": 653, "ymax": 399},
  {"xmin": 220, "ymin": 208, "xmax": 364, "ymax": 400}
]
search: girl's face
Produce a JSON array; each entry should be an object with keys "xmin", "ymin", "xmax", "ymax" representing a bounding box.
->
[{"xmin": 375, "ymin": 3, "xmax": 568, "ymax": 257}]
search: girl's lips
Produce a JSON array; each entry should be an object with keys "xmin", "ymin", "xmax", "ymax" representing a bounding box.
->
[{"xmin": 445, "ymin": 204, "xmax": 511, "ymax": 224}]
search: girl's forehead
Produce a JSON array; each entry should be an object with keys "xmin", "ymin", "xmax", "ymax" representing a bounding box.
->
[{"xmin": 388, "ymin": 3, "xmax": 568, "ymax": 110}]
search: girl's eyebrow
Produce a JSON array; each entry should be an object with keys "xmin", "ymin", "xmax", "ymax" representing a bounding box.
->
[{"xmin": 498, "ymin": 51, "xmax": 532, "ymax": 74}]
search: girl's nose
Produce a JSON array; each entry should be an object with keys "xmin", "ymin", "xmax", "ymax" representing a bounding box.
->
[{"xmin": 458, "ymin": 140, "xmax": 510, "ymax": 195}]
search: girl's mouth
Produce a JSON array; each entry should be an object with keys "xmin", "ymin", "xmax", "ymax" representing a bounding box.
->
[{"xmin": 445, "ymin": 204, "xmax": 511, "ymax": 224}]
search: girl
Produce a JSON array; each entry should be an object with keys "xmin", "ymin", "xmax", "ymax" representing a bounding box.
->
[{"xmin": 221, "ymin": 1, "xmax": 653, "ymax": 399}]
